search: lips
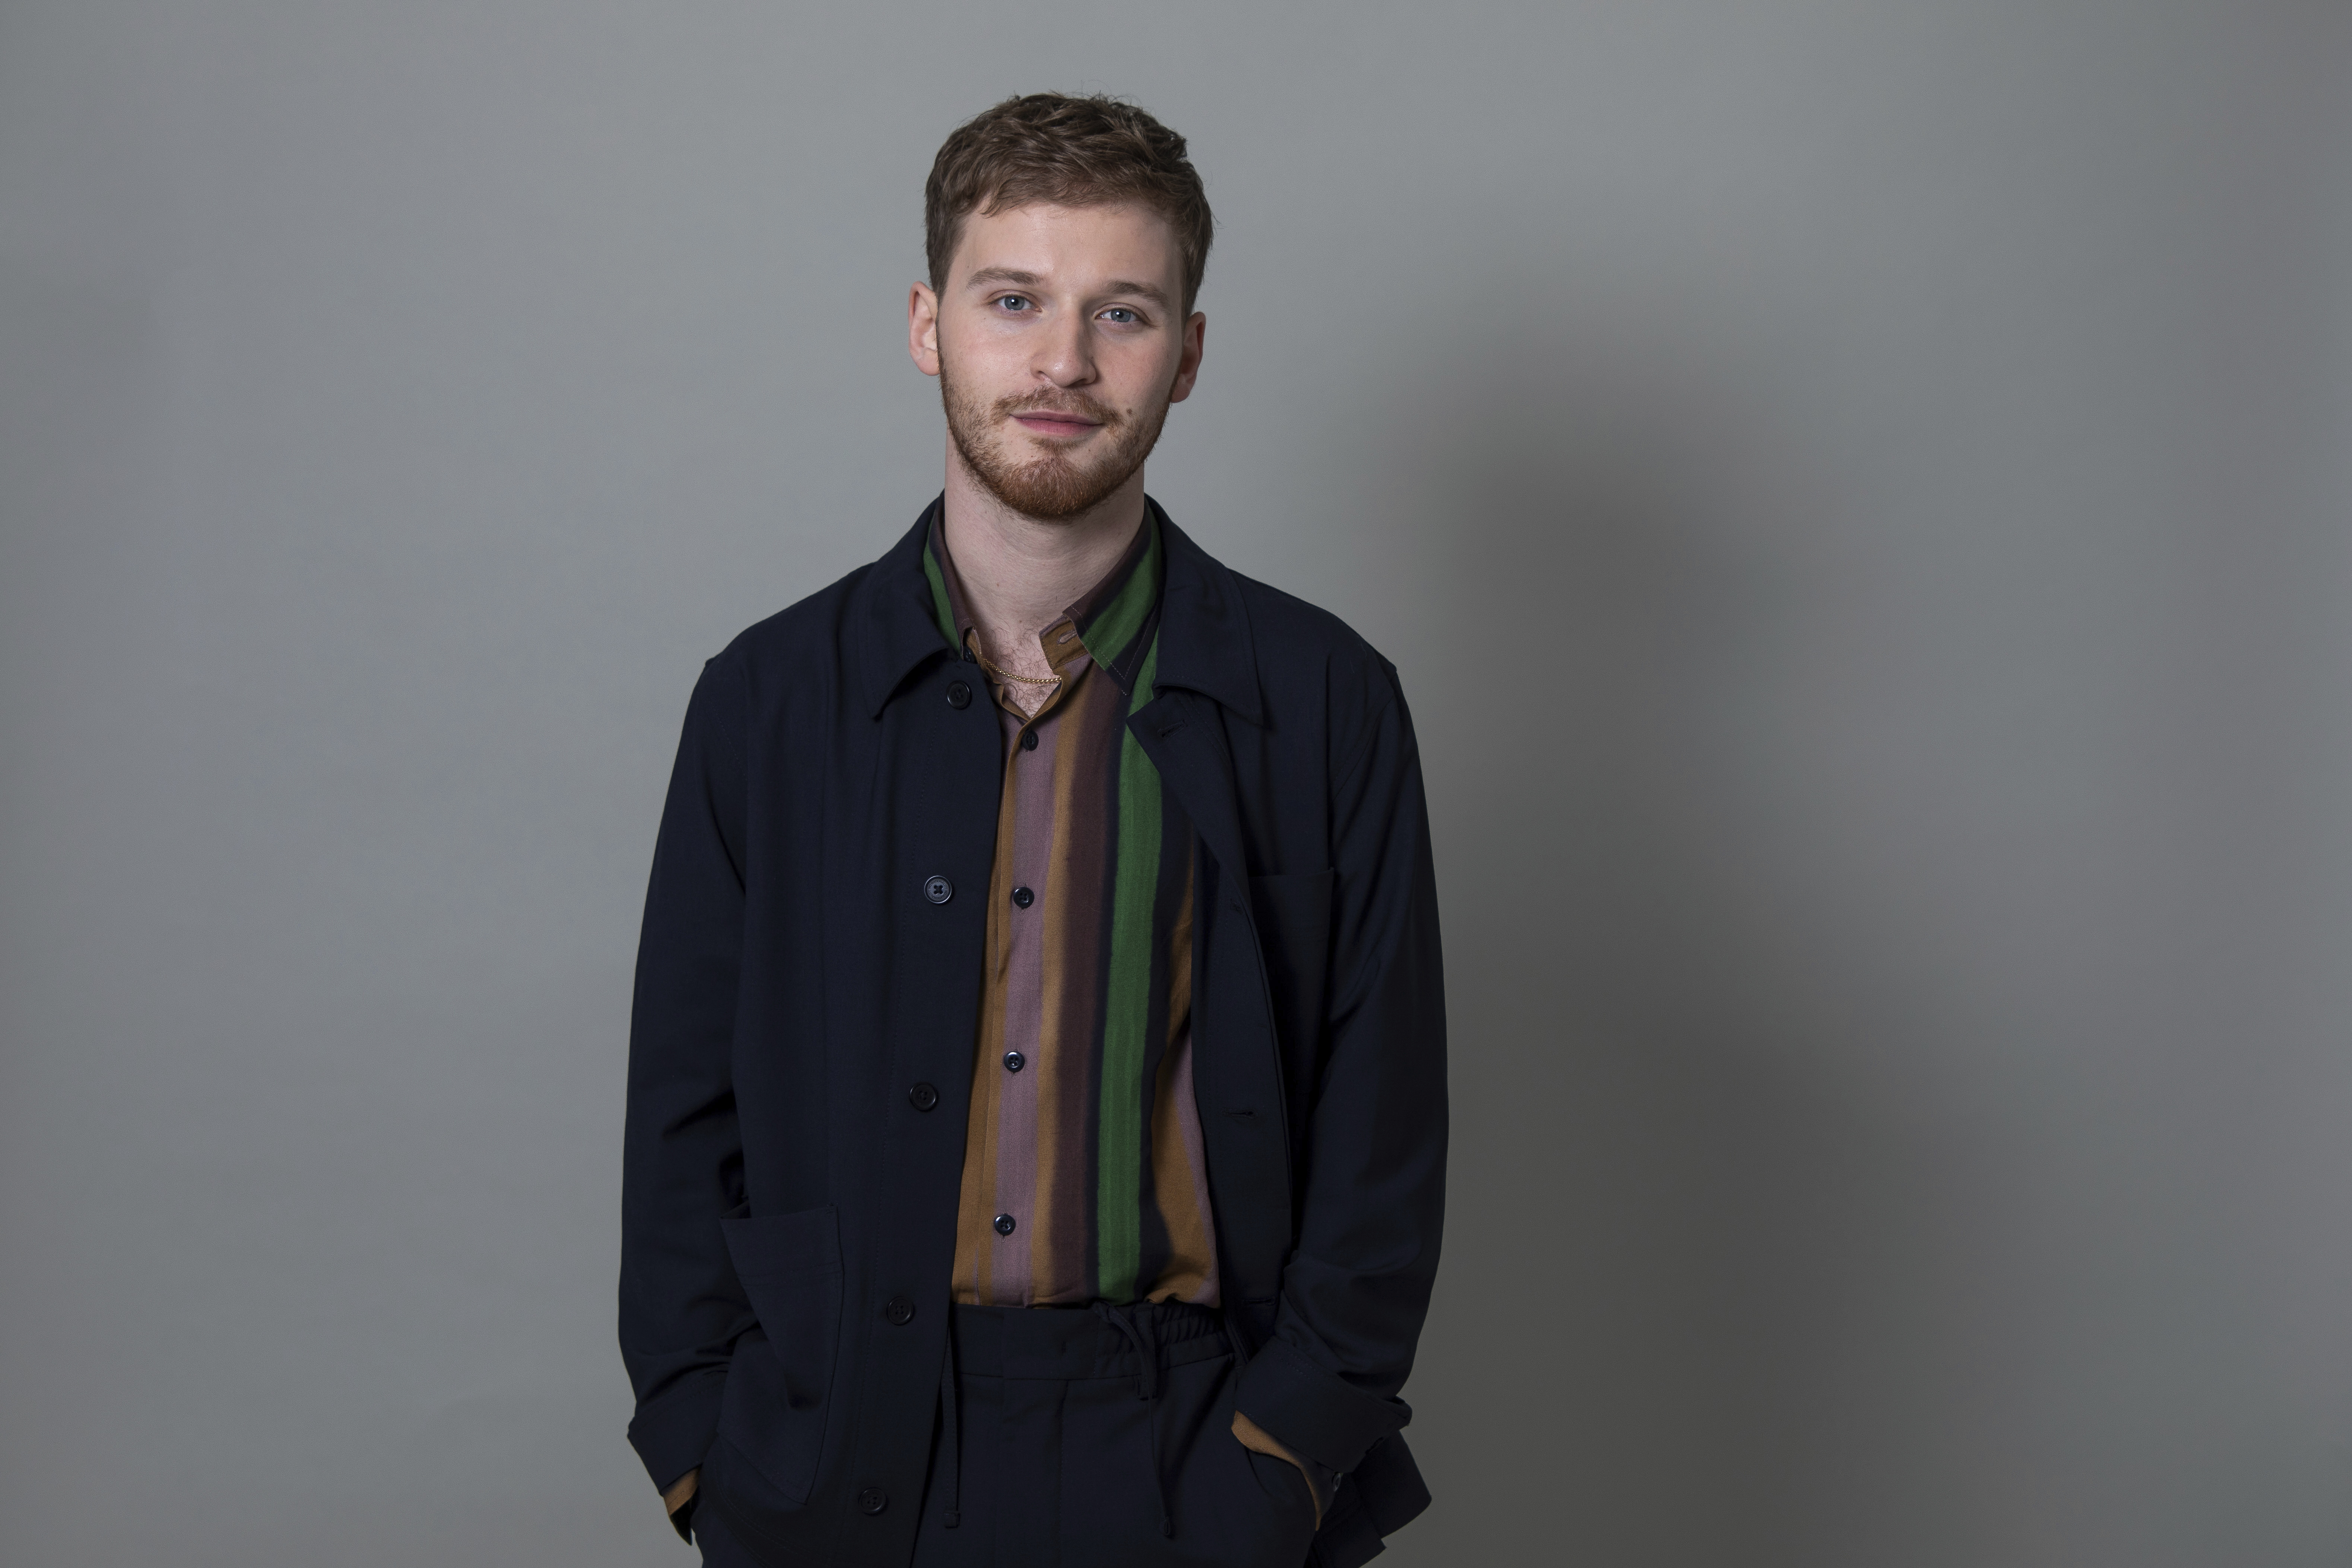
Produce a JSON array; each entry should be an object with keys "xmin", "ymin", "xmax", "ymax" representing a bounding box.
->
[
  {"xmin": 1011, "ymin": 411, "xmax": 1103, "ymax": 436},
  {"xmin": 998, "ymin": 392, "xmax": 1119, "ymax": 439}
]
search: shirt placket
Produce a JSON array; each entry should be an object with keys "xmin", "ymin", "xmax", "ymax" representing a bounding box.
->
[{"xmin": 975, "ymin": 621, "xmax": 1095, "ymax": 1304}]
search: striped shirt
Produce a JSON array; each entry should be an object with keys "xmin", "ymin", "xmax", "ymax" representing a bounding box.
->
[{"xmin": 927, "ymin": 507, "xmax": 1221, "ymax": 1309}]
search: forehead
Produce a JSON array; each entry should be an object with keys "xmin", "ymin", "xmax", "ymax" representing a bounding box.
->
[{"xmin": 949, "ymin": 201, "xmax": 1182, "ymax": 289}]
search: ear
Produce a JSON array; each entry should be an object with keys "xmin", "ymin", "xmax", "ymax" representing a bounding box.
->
[
  {"xmin": 1167, "ymin": 311, "xmax": 1207, "ymax": 404},
  {"xmin": 908, "ymin": 282, "xmax": 942, "ymax": 378}
]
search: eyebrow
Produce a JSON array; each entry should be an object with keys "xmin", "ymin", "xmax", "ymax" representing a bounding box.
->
[
  {"xmin": 963, "ymin": 267, "xmax": 1171, "ymax": 312},
  {"xmin": 964, "ymin": 267, "xmax": 1046, "ymax": 292},
  {"xmin": 1102, "ymin": 278, "xmax": 1172, "ymax": 310}
]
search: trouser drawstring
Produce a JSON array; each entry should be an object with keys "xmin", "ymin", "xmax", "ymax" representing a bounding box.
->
[
  {"xmin": 1091, "ymin": 1301, "xmax": 1173, "ymax": 1539},
  {"xmin": 940, "ymin": 1318, "xmax": 963, "ymax": 1529},
  {"xmin": 1220, "ymin": 1308, "xmax": 1253, "ymax": 1369}
]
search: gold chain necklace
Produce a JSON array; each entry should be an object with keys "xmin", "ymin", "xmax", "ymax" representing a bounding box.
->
[{"xmin": 970, "ymin": 646, "xmax": 1063, "ymax": 687}]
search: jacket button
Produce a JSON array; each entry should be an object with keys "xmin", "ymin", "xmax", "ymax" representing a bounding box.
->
[
  {"xmin": 858, "ymin": 1486, "xmax": 888, "ymax": 1515},
  {"xmin": 993, "ymin": 1213, "xmax": 1016, "ymax": 1236},
  {"xmin": 1010, "ymin": 885, "xmax": 1034, "ymax": 909},
  {"xmin": 946, "ymin": 681, "xmax": 972, "ymax": 710},
  {"xmin": 908, "ymin": 1082, "xmax": 939, "ymax": 1112},
  {"xmin": 1020, "ymin": 729, "xmax": 1039, "ymax": 752},
  {"xmin": 924, "ymin": 875, "xmax": 952, "ymax": 904},
  {"xmin": 884, "ymin": 1295, "xmax": 915, "ymax": 1325},
  {"xmin": 1003, "ymin": 1050, "xmax": 1025, "ymax": 1073}
]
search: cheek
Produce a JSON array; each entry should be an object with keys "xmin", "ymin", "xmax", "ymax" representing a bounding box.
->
[
  {"xmin": 942, "ymin": 318, "xmax": 1025, "ymax": 372},
  {"xmin": 1103, "ymin": 336, "xmax": 1183, "ymax": 399}
]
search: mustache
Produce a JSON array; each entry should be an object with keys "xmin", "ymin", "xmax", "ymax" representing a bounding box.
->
[{"xmin": 993, "ymin": 389, "xmax": 1124, "ymax": 428}]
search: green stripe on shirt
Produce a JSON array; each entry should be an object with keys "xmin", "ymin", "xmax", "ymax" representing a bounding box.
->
[
  {"xmin": 1094, "ymin": 633, "xmax": 1162, "ymax": 1302},
  {"xmin": 921, "ymin": 541, "xmax": 958, "ymax": 648},
  {"xmin": 1077, "ymin": 516, "xmax": 1163, "ymax": 678}
]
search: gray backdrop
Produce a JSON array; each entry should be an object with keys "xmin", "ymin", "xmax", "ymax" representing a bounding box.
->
[{"xmin": 3, "ymin": 3, "xmax": 2348, "ymax": 1564}]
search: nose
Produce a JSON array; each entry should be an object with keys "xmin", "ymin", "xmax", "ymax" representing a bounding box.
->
[{"xmin": 1032, "ymin": 306, "xmax": 1097, "ymax": 388}]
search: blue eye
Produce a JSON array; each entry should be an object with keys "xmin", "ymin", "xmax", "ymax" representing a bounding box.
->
[
  {"xmin": 1101, "ymin": 308, "xmax": 1138, "ymax": 324},
  {"xmin": 997, "ymin": 295, "xmax": 1032, "ymax": 312}
]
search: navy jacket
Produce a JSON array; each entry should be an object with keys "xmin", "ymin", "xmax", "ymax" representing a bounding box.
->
[{"xmin": 620, "ymin": 502, "xmax": 1448, "ymax": 1565}]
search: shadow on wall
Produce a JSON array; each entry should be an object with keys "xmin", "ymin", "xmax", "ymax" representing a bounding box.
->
[{"xmin": 1355, "ymin": 303, "xmax": 1951, "ymax": 1565}]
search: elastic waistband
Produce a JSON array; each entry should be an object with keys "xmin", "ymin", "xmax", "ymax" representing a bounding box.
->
[{"xmin": 948, "ymin": 1300, "xmax": 1231, "ymax": 1381}]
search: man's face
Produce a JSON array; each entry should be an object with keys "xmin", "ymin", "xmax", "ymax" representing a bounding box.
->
[{"xmin": 910, "ymin": 201, "xmax": 1205, "ymax": 521}]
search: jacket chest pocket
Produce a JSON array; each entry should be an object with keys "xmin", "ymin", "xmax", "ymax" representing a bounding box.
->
[
  {"xmin": 1248, "ymin": 869, "xmax": 1336, "ymax": 1067},
  {"xmin": 718, "ymin": 1206, "xmax": 842, "ymax": 1504}
]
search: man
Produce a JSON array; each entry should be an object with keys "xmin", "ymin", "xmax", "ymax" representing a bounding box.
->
[{"xmin": 620, "ymin": 93, "xmax": 1446, "ymax": 1568}]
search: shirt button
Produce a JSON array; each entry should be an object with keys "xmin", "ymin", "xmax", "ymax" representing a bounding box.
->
[
  {"xmin": 908, "ymin": 1082, "xmax": 940, "ymax": 1112},
  {"xmin": 1003, "ymin": 1050, "xmax": 1025, "ymax": 1073},
  {"xmin": 858, "ymin": 1487, "xmax": 889, "ymax": 1515},
  {"xmin": 993, "ymin": 1213, "xmax": 1016, "ymax": 1236},
  {"xmin": 1010, "ymin": 885, "xmax": 1034, "ymax": 908},
  {"xmin": 1020, "ymin": 729, "xmax": 1039, "ymax": 752},
  {"xmin": 884, "ymin": 1296, "xmax": 916, "ymax": 1325},
  {"xmin": 946, "ymin": 681, "xmax": 972, "ymax": 710},
  {"xmin": 924, "ymin": 875, "xmax": 952, "ymax": 905}
]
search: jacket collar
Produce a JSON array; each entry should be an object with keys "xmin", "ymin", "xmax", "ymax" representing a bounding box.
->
[
  {"xmin": 856, "ymin": 500, "xmax": 959, "ymax": 718},
  {"xmin": 1149, "ymin": 500, "xmax": 1263, "ymax": 724},
  {"xmin": 853, "ymin": 495, "xmax": 1263, "ymax": 725}
]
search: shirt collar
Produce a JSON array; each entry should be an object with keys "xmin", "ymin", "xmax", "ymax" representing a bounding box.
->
[
  {"xmin": 921, "ymin": 504, "xmax": 1165, "ymax": 697},
  {"xmin": 855, "ymin": 496, "xmax": 1260, "ymax": 723}
]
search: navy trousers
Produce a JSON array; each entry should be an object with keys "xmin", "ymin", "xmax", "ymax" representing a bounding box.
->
[{"xmin": 698, "ymin": 1300, "xmax": 1323, "ymax": 1568}]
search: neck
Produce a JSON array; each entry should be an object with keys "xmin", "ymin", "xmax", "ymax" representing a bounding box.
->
[{"xmin": 939, "ymin": 441, "xmax": 1148, "ymax": 675}]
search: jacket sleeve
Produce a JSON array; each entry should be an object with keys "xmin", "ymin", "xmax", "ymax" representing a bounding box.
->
[
  {"xmin": 1233, "ymin": 670, "xmax": 1448, "ymax": 1476},
  {"xmin": 619, "ymin": 653, "xmax": 756, "ymax": 1492}
]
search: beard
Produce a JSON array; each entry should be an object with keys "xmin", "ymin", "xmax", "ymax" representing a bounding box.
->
[{"xmin": 940, "ymin": 356, "xmax": 1171, "ymax": 521}]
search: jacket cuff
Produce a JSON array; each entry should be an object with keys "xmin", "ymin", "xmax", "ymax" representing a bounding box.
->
[
  {"xmin": 626, "ymin": 1366, "xmax": 728, "ymax": 1493},
  {"xmin": 1231, "ymin": 1336, "xmax": 1409, "ymax": 1475}
]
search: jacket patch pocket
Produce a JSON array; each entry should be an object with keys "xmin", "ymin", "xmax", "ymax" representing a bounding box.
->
[
  {"xmin": 1247, "ymin": 870, "xmax": 1335, "ymax": 1065},
  {"xmin": 718, "ymin": 1206, "xmax": 842, "ymax": 1504}
]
